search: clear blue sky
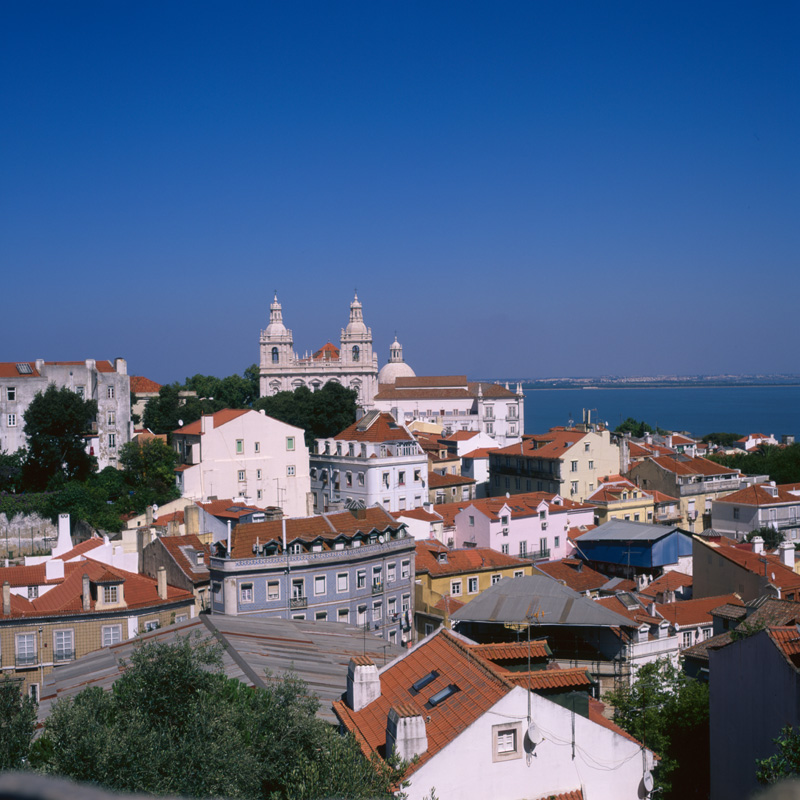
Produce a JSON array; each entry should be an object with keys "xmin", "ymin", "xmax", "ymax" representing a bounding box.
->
[{"xmin": 3, "ymin": 2, "xmax": 798, "ymax": 383}]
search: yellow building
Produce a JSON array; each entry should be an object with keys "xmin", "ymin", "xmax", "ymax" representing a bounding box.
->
[
  {"xmin": 586, "ymin": 476, "xmax": 657, "ymax": 526},
  {"xmin": 413, "ymin": 540, "xmax": 531, "ymax": 638}
]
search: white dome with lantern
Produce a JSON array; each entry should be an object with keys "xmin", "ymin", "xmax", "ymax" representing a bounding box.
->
[{"xmin": 378, "ymin": 336, "xmax": 416, "ymax": 384}]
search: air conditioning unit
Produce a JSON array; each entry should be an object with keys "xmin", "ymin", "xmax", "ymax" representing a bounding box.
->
[
  {"xmin": 502, "ymin": 527, "xmax": 509, "ymax": 536},
  {"xmin": 542, "ymin": 521, "xmax": 548, "ymax": 530}
]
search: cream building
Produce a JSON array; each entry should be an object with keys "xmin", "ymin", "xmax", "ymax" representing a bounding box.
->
[
  {"xmin": 172, "ymin": 409, "xmax": 312, "ymax": 517},
  {"xmin": 259, "ymin": 293, "xmax": 380, "ymax": 409}
]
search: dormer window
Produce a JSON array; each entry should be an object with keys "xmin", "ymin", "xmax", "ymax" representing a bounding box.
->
[
  {"xmin": 103, "ymin": 585, "xmax": 118, "ymax": 604},
  {"xmin": 195, "ymin": 551, "xmax": 204, "ymax": 566},
  {"xmin": 437, "ymin": 552, "xmax": 448, "ymax": 564},
  {"xmin": 289, "ymin": 543, "xmax": 302, "ymax": 555}
]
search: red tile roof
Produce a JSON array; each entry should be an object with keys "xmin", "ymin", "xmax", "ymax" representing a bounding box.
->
[
  {"xmin": 458, "ymin": 492, "xmax": 593, "ymax": 522},
  {"xmin": 714, "ymin": 483, "xmax": 800, "ymax": 507},
  {"xmin": 0, "ymin": 564, "xmax": 55, "ymax": 588},
  {"xmin": 460, "ymin": 447, "xmax": 498, "ymax": 460},
  {"xmin": 312, "ymin": 342, "xmax": 340, "ymax": 360},
  {"xmin": 638, "ymin": 570, "xmax": 693, "ymax": 599},
  {"xmin": 769, "ymin": 626, "xmax": 800, "ymax": 668},
  {"xmin": 427, "ymin": 472, "xmax": 476, "ymax": 488},
  {"xmin": 534, "ymin": 559, "xmax": 609, "ymax": 593},
  {"xmin": 158, "ymin": 534, "xmax": 210, "ymax": 581},
  {"xmin": 0, "ymin": 362, "xmax": 41, "ymax": 378},
  {"xmin": 656, "ymin": 594, "xmax": 740, "ymax": 627},
  {"xmin": 503, "ymin": 667, "xmax": 594, "ymax": 691},
  {"xmin": 432, "ymin": 595, "xmax": 466, "ymax": 613},
  {"xmin": 374, "ymin": 378, "xmax": 517, "ymax": 400},
  {"xmin": 492, "ymin": 430, "xmax": 588, "ymax": 460},
  {"xmin": 154, "ymin": 510, "xmax": 185, "ymax": 526},
  {"xmin": 397, "ymin": 508, "xmax": 442, "ymax": 522},
  {"xmin": 468, "ymin": 640, "xmax": 551, "ymax": 661},
  {"xmin": 130, "ymin": 376, "xmax": 162, "ymax": 394},
  {"xmin": 415, "ymin": 540, "xmax": 529, "ymax": 577},
  {"xmin": 535, "ymin": 792, "xmax": 583, "ymax": 800},
  {"xmin": 594, "ymin": 596, "xmax": 662, "ymax": 626},
  {"xmin": 644, "ymin": 454, "xmax": 740, "ymax": 477},
  {"xmin": 172, "ymin": 409, "xmax": 250, "ymax": 435},
  {"xmin": 333, "ymin": 630, "xmax": 514, "ymax": 775},
  {"xmin": 333, "ymin": 413, "xmax": 415, "ymax": 443},
  {"xmin": 587, "ymin": 697, "xmax": 642, "ymax": 746},
  {"xmin": 442, "ymin": 431, "xmax": 480, "ymax": 442},
  {"xmin": 198, "ymin": 499, "xmax": 265, "ymax": 519},
  {"xmin": 54, "ymin": 536, "xmax": 106, "ymax": 561},
  {"xmin": 568, "ymin": 524, "xmax": 597, "ymax": 540}
]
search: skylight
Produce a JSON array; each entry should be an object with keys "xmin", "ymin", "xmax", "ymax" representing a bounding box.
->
[
  {"xmin": 428, "ymin": 684, "xmax": 460, "ymax": 707},
  {"xmin": 411, "ymin": 670, "xmax": 439, "ymax": 693},
  {"xmin": 16, "ymin": 363, "xmax": 32, "ymax": 374}
]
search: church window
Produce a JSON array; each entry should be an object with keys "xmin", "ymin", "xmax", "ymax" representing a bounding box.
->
[
  {"xmin": 352, "ymin": 345, "xmax": 360, "ymax": 361},
  {"xmin": 271, "ymin": 347, "xmax": 279, "ymax": 364}
]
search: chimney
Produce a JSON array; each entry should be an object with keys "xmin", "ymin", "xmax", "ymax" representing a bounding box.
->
[
  {"xmin": 35, "ymin": 358, "xmax": 44, "ymax": 372},
  {"xmin": 82, "ymin": 574, "xmax": 91, "ymax": 611},
  {"xmin": 146, "ymin": 505, "xmax": 154, "ymax": 526},
  {"xmin": 264, "ymin": 506, "xmax": 283, "ymax": 522},
  {"xmin": 779, "ymin": 541, "xmax": 794, "ymax": 568},
  {"xmin": 346, "ymin": 656, "xmax": 381, "ymax": 711},
  {"xmin": 386, "ymin": 705, "xmax": 428, "ymax": 761},
  {"xmin": 157, "ymin": 566, "xmax": 168, "ymax": 600},
  {"xmin": 201, "ymin": 414, "xmax": 214, "ymax": 434},
  {"xmin": 45, "ymin": 558, "xmax": 64, "ymax": 581},
  {"xmin": 185, "ymin": 504, "xmax": 200, "ymax": 536},
  {"xmin": 52, "ymin": 513, "xmax": 72, "ymax": 557},
  {"xmin": 752, "ymin": 536, "xmax": 764, "ymax": 555},
  {"xmin": 2, "ymin": 581, "xmax": 9, "ymax": 615},
  {"xmin": 114, "ymin": 357, "xmax": 127, "ymax": 375}
]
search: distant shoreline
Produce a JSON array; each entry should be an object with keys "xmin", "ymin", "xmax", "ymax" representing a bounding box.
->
[{"xmin": 518, "ymin": 383, "xmax": 800, "ymax": 391}]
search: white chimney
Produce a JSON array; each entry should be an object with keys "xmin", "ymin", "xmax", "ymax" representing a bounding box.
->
[
  {"xmin": 386, "ymin": 705, "xmax": 428, "ymax": 761},
  {"xmin": 2, "ymin": 581, "xmax": 10, "ymax": 615},
  {"xmin": 52, "ymin": 513, "xmax": 73, "ymax": 557},
  {"xmin": 82, "ymin": 574, "xmax": 91, "ymax": 611},
  {"xmin": 779, "ymin": 541, "xmax": 794, "ymax": 568},
  {"xmin": 157, "ymin": 565, "xmax": 168, "ymax": 600},
  {"xmin": 752, "ymin": 536, "xmax": 765, "ymax": 555},
  {"xmin": 346, "ymin": 656, "xmax": 381, "ymax": 711},
  {"xmin": 201, "ymin": 415, "xmax": 214, "ymax": 434},
  {"xmin": 45, "ymin": 559, "xmax": 64, "ymax": 581}
]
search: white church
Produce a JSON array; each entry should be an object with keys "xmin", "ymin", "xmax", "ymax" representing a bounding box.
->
[{"xmin": 258, "ymin": 293, "xmax": 415, "ymax": 409}]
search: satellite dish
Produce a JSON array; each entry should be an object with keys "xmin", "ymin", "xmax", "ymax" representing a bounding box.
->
[
  {"xmin": 642, "ymin": 771, "xmax": 654, "ymax": 794},
  {"xmin": 152, "ymin": 504, "xmax": 159, "ymax": 514},
  {"xmin": 178, "ymin": 419, "xmax": 184, "ymax": 427},
  {"xmin": 525, "ymin": 722, "xmax": 543, "ymax": 746},
  {"xmin": 378, "ymin": 535, "xmax": 385, "ymax": 543}
]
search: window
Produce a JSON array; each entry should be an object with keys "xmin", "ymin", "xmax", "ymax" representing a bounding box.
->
[
  {"xmin": 451, "ymin": 580, "xmax": 462, "ymax": 596},
  {"xmin": 257, "ymin": 489, "xmax": 263, "ymax": 500},
  {"xmin": 519, "ymin": 541, "xmax": 527, "ymax": 557},
  {"xmin": 316, "ymin": 611, "xmax": 328, "ymax": 622},
  {"xmin": 107, "ymin": 412, "xmax": 115, "ymax": 425},
  {"xmin": 401, "ymin": 560, "xmax": 410, "ymax": 579},
  {"xmin": 491, "ymin": 574, "xmax": 502, "ymax": 585},
  {"xmin": 337, "ymin": 442, "xmax": 343, "ymax": 456},
  {"xmin": 357, "ymin": 570, "xmax": 366, "ymax": 589},
  {"xmin": 352, "ymin": 345, "xmax": 360, "ymax": 362},
  {"xmin": 287, "ymin": 465, "xmax": 296, "ymax": 477},
  {"xmin": 346, "ymin": 471, "xmax": 352, "ymax": 487},
  {"xmin": 584, "ymin": 442, "xmax": 590, "ymax": 452},
  {"xmin": 513, "ymin": 570, "xmax": 524, "ymax": 578},
  {"xmin": 176, "ymin": 614, "xmax": 188, "ymax": 623},
  {"xmin": 254, "ymin": 441, "xmax": 260, "ymax": 453},
  {"xmin": 387, "ymin": 563, "xmax": 396, "ymax": 582},
  {"xmin": 108, "ymin": 433, "xmax": 116, "ymax": 448},
  {"xmin": 570, "ymin": 481, "xmax": 578, "ymax": 495},
  {"xmin": 424, "ymin": 623, "xmax": 435, "ymax": 636},
  {"xmin": 399, "ymin": 471, "xmax": 405, "ymax": 486},
  {"xmin": 382, "ymin": 472, "xmax": 390, "ymax": 489},
  {"xmin": 291, "ymin": 578, "xmax": 305, "ymax": 599},
  {"xmin": 27, "ymin": 586, "xmax": 38, "ymax": 600},
  {"xmin": 272, "ymin": 347, "xmax": 279, "ymax": 363},
  {"xmin": 337, "ymin": 573, "xmax": 348, "ymax": 592},
  {"xmin": 348, "ymin": 443, "xmax": 355, "ymax": 456},
  {"xmin": 357, "ymin": 605, "xmax": 367, "ymax": 625},
  {"xmin": 103, "ymin": 585, "xmax": 118, "ymax": 604},
  {"xmin": 414, "ymin": 469, "xmax": 421, "ymax": 482},
  {"xmin": 144, "ymin": 620, "xmax": 160, "ymax": 632},
  {"xmin": 682, "ymin": 631, "xmax": 693, "ymax": 648},
  {"xmin": 493, "ymin": 722, "xmax": 523, "ymax": 761},
  {"xmin": 388, "ymin": 597, "xmax": 397, "ymax": 616},
  {"xmin": 338, "ymin": 608, "xmax": 349, "ymax": 623},
  {"xmin": 102, "ymin": 625, "xmax": 122, "ymax": 647},
  {"xmin": 107, "ymin": 386, "xmax": 115, "ymax": 399},
  {"xmin": 468, "ymin": 577, "xmax": 478, "ymax": 593},
  {"xmin": 372, "ymin": 565, "xmax": 382, "ymax": 587},
  {"xmin": 238, "ymin": 470, "xmax": 246, "ymax": 482},
  {"xmin": 554, "ymin": 536, "xmax": 560, "ymax": 548},
  {"xmin": 7, "ymin": 414, "xmax": 16, "ymax": 427},
  {"xmin": 373, "ymin": 601, "xmax": 382, "ymax": 621},
  {"xmin": 16, "ymin": 633, "xmax": 36, "ymax": 666},
  {"xmin": 54, "ymin": 629, "xmax": 75, "ymax": 662},
  {"xmin": 76, "ymin": 385, "xmax": 85, "ymax": 399},
  {"xmin": 286, "ymin": 437, "xmax": 295, "ymax": 451},
  {"xmin": 7, "ymin": 387, "xmax": 16, "ymax": 401},
  {"xmin": 267, "ymin": 580, "xmax": 280, "ymax": 600},
  {"xmin": 240, "ymin": 583, "xmax": 254, "ymax": 603},
  {"xmin": 401, "ymin": 594, "xmax": 410, "ymax": 612},
  {"xmin": 588, "ymin": 460, "xmax": 594, "ymax": 470},
  {"xmin": 289, "ymin": 543, "xmax": 302, "ymax": 554},
  {"xmin": 236, "ymin": 439, "xmax": 244, "ymax": 454},
  {"xmin": 501, "ymin": 544, "xmax": 509, "ymax": 555},
  {"xmin": 571, "ymin": 461, "xmax": 578, "ymax": 472},
  {"xmin": 314, "ymin": 575, "xmax": 326, "ymax": 595},
  {"xmin": 733, "ymin": 507, "xmax": 740, "ymax": 520},
  {"xmin": 389, "ymin": 629, "xmax": 398, "ymax": 643},
  {"xmin": 257, "ymin": 469, "xmax": 262, "ymax": 479},
  {"xmin": 702, "ymin": 627, "xmax": 712, "ymax": 640},
  {"xmin": 358, "ymin": 472, "xmax": 365, "ymax": 486}
]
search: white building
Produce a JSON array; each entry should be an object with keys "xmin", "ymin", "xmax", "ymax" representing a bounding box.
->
[
  {"xmin": 453, "ymin": 491, "xmax": 597, "ymax": 561},
  {"xmin": 0, "ymin": 359, "xmax": 131, "ymax": 469},
  {"xmin": 259, "ymin": 293, "xmax": 381, "ymax": 409},
  {"xmin": 334, "ymin": 629, "xmax": 655, "ymax": 800},
  {"xmin": 711, "ymin": 481, "xmax": 800, "ymax": 541},
  {"xmin": 373, "ymin": 376, "xmax": 524, "ymax": 447},
  {"xmin": 310, "ymin": 411, "xmax": 428, "ymax": 513},
  {"xmin": 172, "ymin": 409, "xmax": 311, "ymax": 517}
]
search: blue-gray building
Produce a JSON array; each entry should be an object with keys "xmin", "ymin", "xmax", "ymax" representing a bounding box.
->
[
  {"xmin": 573, "ymin": 519, "xmax": 693, "ymax": 579},
  {"xmin": 209, "ymin": 506, "xmax": 416, "ymax": 646}
]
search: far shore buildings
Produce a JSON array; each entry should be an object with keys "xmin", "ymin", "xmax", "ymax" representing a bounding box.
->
[
  {"xmin": 0, "ymin": 358, "xmax": 132, "ymax": 469},
  {"xmin": 172, "ymin": 408, "xmax": 312, "ymax": 517}
]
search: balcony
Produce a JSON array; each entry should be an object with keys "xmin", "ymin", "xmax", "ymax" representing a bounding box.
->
[
  {"xmin": 530, "ymin": 549, "xmax": 551, "ymax": 561},
  {"xmin": 290, "ymin": 596, "xmax": 308, "ymax": 609},
  {"xmin": 15, "ymin": 653, "xmax": 38, "ymax": 668},
  {"xmin": 372, "ymin": 581, "xmax": 383, "ymax": 594},
  {"xmin": 678, "ymin": 478, "xmax": 740, "ymax": 497}
]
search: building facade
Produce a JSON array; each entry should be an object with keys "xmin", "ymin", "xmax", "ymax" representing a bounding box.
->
[
  {"xmin": 258, "ymin": 293, "xmax": 380, "ymax": 409},
  {"xmin": 172, "ymin": 409, "xmax": 312, "ymax": 517},
  {"xmin": 209, "ymin": 507, "xmax": 417, "ymax": 646},
  {"xmin": 310, "ymin": 411, "xmax": 428, "ymax": 513},
  {"xmin": 0, "ymin": 359, "xmax": 131, "ymax": 470},
  {"xmin": 711, "ymin": 481, "xmax": 800, "ymax": 541}
]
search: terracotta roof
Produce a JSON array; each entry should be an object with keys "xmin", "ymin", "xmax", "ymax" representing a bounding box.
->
[
  {"xmin": 503, "ymin": 667, "xmax": 594, "ymax": 692},
  {"xmin": 460, "ymin": 447, "xmax": 498, "ymax": 460},
  {"xmin": 197, "ymin": 499, "xmax": 264, "ymax": 519},
  {"xmin": 594, "ymin": 595, "xmax": 662, "ymax": 626},
  {"xmin": 0, "ymin": 362, "xmax": 41, "ymax": 378},
  {"xmin": 0, "ymin": 564, "xmax": 55, "ymax": 588},
  {"xmin": 638, "ymin": 570, "xmax": 693, "ymax": 599},
  {"xmin": 535, "ymin": 792, "xmax": 583, "ymax": 800},
  {"xmin": 712, "ymin": 603, "xmax": 748, "ymax": 621},
  {"xmin": 427, "ymin": 472, "xmax": 475, "ymax": 488},
  {"xmin": 312, "ymin": 342, "xmax": 340, "ymax": 360},
  {"xmin": 769, "ymin": 626, "xmax": 800, "ymax": 668},
  {"xmin": 39, "ymin": 360, "xmax": 115, "ymax": 372},
  {"xmin": 642, "ymin": 454, "xmax": 739, "ymax": 477},
  {"xmin": 468, "ymin": 640, "xmax": 551, "ymax": 661},
  {"xmin": 333, "ymin": 413, "xmax": 415, "ymax": 443},
  {"xmin": 491, "ymin": 430, "xmax": 587, "ymax": 459},
  {"xmin": 459, "ymin": 492, "xmax": 593, "ymax": 523},
  {"xmin": 172, "ymin": 409, "xmax": 250, "ymax": 435},
  {"xmin": 714, "ymin": 483, "xmax": 800, "ymax": 507},
  {"xmin": 415, "ymin": 540, "xmax": 529, "ymax": 577},
  {"xmin": 333, "ymin": 630, "xmax": 513, "ymax": 775},
  {"xmin": 130, "ymin": 376, "xmax": 162, "ymax": 394},
  {"xmin": 568, "ymin": 524, "xmax": 597, "ymax": 540},
  {"xmin": 396, "ymin": 376, "xmax": 467, "ymax": 389},
  {"xmin": 656, "ymin": 595, "xmax": 740, "ymax": 627},
  {"xmin": 442, "ymin": 431, "xmax": 480, "ymax": 442},
  {"xmin": 650, "ymin": 490, "xmax": 679, "ymax": 503},
  {"xmin": 158, "ymin": 535, "xmax": 210, "ymax": 581},
  {"xmin": 230, "ymin": 507, "xmax": 403, "ymax": 559},
  {"xmin": 535, "ymin": 559, "xmax": 609, "ymax": 593},
  {"xmin": 432, "ymin": 595, "xmax": 466, "ymax": 613},
  {"xmin": 374, "ymin": 378, "xmax": 517, "ymax": 401},
  {"xmin": 154, "ymin": 511, "xmax": 185, "ymax": 526},
  {"xmin": 396, "ymin": 508, "xmax": 442, "ymax": 523},
  {"xmin": 0, "ymin": 558, "xmax": 193, "ymax": 619}
]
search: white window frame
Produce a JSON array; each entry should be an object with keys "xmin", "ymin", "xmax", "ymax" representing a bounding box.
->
[
  {"xmin": 468, "ymin": 577, "xmax": 478, "ymax": 594},
  {"xmin": 267, "ymin": 580, "xmax": 280, "ymax": 601},
  {"xmin": 492, "ymin": 721, "xmax": 523, "ymax": 762},
  {"xmin": 286, "ymin": 436, "xmax": 295, "ymax": 451},
  {"xmin": 450, "ymin": 579, "xmax": 462, "ymax": 596},
  {"xmin": 103, "ymin": 585, "xmax": 118, "ymax": 604},
  {"xmin": 337, "ymin": 572, "xmax": 348, "ymax": 592},
  {"xmin": 240, "ymin": 583, "xmax": 254, "ymax": 603},
  {"xmin": 102, "ymin": 624, "xmax": 122, "ymax": 647},
  {"xmin": 55, "ymin": 629, "xmax": 76, "ymax": 663},
  {"xmin": 401, "ymin": 560, "xmax": 410, "ymax": 579},
  {"xmin": 314, "ymin": 575, "xmax": 326, "ymax": 596},
  {"xmin": 287, "ymin": 465, "xmax": 296, "ymax": 477}
]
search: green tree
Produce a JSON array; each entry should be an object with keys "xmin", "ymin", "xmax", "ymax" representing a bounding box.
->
[
  {"xmin": 756, "ymin": 725, "xmax": 800, "ymax": 785},
  {"xmin": 0, "ymin": 678, "xmax": 37, "ymax": 770},
  {"xmin": 118, "ymin": 438, "xmax": 180, "ymax": 513},
  {"xmin": 710, "ymin": 444, "xmax": 800, "ymax": 485},
  {"xmin": 701, "ymin": 432, "xmax": 742, "ymax": 448},
  {"xmin": 22, "ymin": 384, "xmax": 98, "ymax": 491},
  {"xmin": 35, "ymin": 636, "xmax": 396, "ymax": 800},
  {"xmin": 142, "ymin": 384, "xmax": 208, "ymax": 436},
  {"xmin": 0, "ymin": 448, "xmax": 25, "ymax": 493},
  {"xmin": 45, "ymin": 481, "xmax": 124, "ymax": 533},
  {"xmin": 614, "ymin": 417, "xmax": 667, "ymax": 437},
  {"xmin": 604, "ymin": 659, "xmax": 709, "ymax": 798},
  {"xmin": 747, "ymin": 526, "xmax": 785, "ymax": 551},
  {"xmin": 244, "ymin": 363, "xmax": 261, "ymax": 399}
]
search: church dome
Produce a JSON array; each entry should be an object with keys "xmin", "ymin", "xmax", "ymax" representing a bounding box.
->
[
  {"xmin": 264, "ymin": 293, "xmax": 288, "ymax": 336},
  {"xmin": 344, "ymin": 293, "xmax": 368, "ymax": 336},
  {"xmin": 378, "ymin": 336, "xmax": 416, "ymax": 384}
]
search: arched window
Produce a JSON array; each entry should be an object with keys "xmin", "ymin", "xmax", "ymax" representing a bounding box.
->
[
  {"xmin": 352, "ymin": 345, "xmax": 360, "ymax": 362},
  {"xmin": 271, "ymin": 347, "xmax": 279, "ymax": 364}
]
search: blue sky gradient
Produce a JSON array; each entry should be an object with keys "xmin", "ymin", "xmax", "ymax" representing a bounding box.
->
[{"xmin": 2, "ymin": 2, "xmax": 798, "ymax": 383}]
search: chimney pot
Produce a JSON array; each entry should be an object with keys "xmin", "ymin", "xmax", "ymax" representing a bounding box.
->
[
  {"xmin": 386, "ymin": 705, "xmax": 428, "ymax": 761},
  {"xmin": 752, "ymin": 536, "xmax": 765, "ymax": 555},
  {"xmin": 157, "ymin": 565, "xmax": 168, "ymax": 600},
  {"xmin": 346, "ymin": 656, "xmax": 381, "ymax": 711},
  {"xmin": 82, "ymin": 574, "xmax": 91, "ymax": 611},
  {"xmin": 2, "ymin": 581, "xmax": 10, "ymax": 615}
]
